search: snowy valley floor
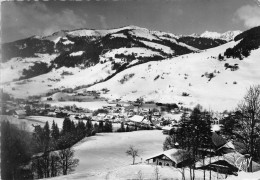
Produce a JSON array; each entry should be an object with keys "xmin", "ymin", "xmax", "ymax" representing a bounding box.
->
[{"xmin": 43, "ymin": 130, "xmax": 260, "ymax": 180}]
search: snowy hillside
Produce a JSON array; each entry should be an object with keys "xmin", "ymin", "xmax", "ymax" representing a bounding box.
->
[
  {"xmin": 1, "ymin": 25, "xmax": 230, "ymax": 96},
  {"xmin": 0, "ymin": 54, "xmax": 58, "ymax": 83},
  {"xmin": 85, "ymin": 40, "xmax": 260, "ymax": 111},
  {"xmin": 1, "ymin": 26, "xmax": 259, "ymax": 112}
]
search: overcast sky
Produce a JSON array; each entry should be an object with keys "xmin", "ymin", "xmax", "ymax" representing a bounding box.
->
[{"xmin": 1, "ymin": 0, "xmax": 260, "ymax": 43}]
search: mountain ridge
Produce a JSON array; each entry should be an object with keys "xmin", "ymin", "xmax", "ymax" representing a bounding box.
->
[{"xmin": 186, "ymin": 30, "xmax": 242, "ymax": 41}]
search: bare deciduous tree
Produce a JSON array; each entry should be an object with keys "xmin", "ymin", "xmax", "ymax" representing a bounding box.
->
[
  {"xmin": 126, "ymin": 145, "xmax": 139, "ymax": 165},
  {"xmin": 236, "ymin": 85, "xmax": 260, "ymax": 170},
  {"xmin": 58, "ymin": 148, "xmax": 79, "ymax": 175}
]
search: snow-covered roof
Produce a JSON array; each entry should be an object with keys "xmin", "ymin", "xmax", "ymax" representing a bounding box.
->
[
  {"xmin": 217, "ymin": 141, "xmax": 235, "ymax": 151},
  {"xmin": 97, "ymin": 113, "xmax": 107, "ymax": 117},
  {"xmin": 195, "ymin": 152, "xmax": 260, "ymax": 172},
  {"xmin": 70, "ymin": 51, "xmax": 84, "ymax": 57},
  {"xmin": 15, "ymin": 110, "xmax": 26, "ymax": 115},
  {"xmin": 162, "ymin": 126, "xmax": 173, "ymax": 131},
  {"xmin": 146, "ymin": 148, "xmax": 189, "ymax": 164},
  {"xmin": 128, "ymin": 115, "xmax": 145, "ymax": 123},
  {"xmin": 142, "ymin": 119, "xmax": 151, "ymax": 125}
]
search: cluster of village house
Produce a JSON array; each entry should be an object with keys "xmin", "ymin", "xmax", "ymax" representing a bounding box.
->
[
  {"xmin": 3, "ymin": 98, "xmax": 260, "ymax": 176},
  {"xmin": 2, "ymin": 97, "xmax": 225, "ymax": 130}
]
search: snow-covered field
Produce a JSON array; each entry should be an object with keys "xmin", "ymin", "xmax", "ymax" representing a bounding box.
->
[
  {"xmin": 45, "ymin": 164, "xmax": 228, "ymax": 180},
  {"xmin": 44, "ymin": 130, "xmax": 167, "ymax": 179},
  {"xmin": 72, "ymin": 130, "xmax": 165, "ymax": 173},
  {"xmin": 43, "ymin": 130, "xmax": 248, "ymax": 180},
  {"xmin": 46, "ymin": 100, "xmax": 116, "ymax": 111},
  {"xmin": 226, "ymin": 171, "xmax": 260, "ymax": 180}
]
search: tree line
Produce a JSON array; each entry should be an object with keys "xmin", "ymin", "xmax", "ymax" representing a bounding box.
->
[{"xmin": 1, "ymin": 117, "xmax": 97, "ymax": 180}]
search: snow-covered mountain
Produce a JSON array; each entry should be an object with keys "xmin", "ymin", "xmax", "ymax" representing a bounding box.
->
[
  {"xmin": 1, "ymin": 25, "xmax": 259, "ymax": 111},
  {"xmin": 200, "ymin": 30, "xmax": 242, "ymax": 41},
  {"xmin": 2, "ymin": 25, "xmax": 229, "ymax": 83}
]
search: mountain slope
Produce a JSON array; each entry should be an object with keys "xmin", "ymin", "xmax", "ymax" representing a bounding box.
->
[
  {"xmin": 84, "ymin": 40, "xmax": 260, "ymax": 111},
  {"xmin": 1, "ymin": 25, "xmax": 228, "ymax": 87},
  {"xmin": 2, "ymin": 26, "xmax": 259, "ymax": 112}
]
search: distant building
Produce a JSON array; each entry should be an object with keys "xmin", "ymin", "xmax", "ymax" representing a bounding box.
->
[
  {"xmin": 162, "ymin": 126, "xmax": 174, "ymax": 135},
  {"xmin": 13, "ymin": 110, "xmax": 26, "ymax": 119},
  {"xmin": 128, "ymin": 115, "xmax": 146, "ymax": 126}
]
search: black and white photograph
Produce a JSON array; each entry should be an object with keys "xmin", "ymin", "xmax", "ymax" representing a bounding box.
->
[{"xmin": 1, "ymin": 0, "xmax": 260, "ymax": 179}]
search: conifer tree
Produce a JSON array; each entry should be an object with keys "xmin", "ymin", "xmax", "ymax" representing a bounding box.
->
[
  {"xmin": 98, "ymin": 121, "xmax": 104, "ymax": 132},
  {"xmin": 86, "ymin": 119, "xmax": 93, "ymax": 132},
  {"xmin": 126, "ymin": 125, "xmax": 130, "ymax": 132},
  {"xmin": 62, "ymin": 117, "xmax": 72, "ymax": 134},
  {"xmin": 51, "ymin": 121, "xmax": 60, "ymax": 140},
  {"xmin": 1, "ymin": 121, "xmax": 32, "ymax": 180},
  {"xmin": 121, "ymin": 122, "xmax": 125, "ymax": 132}
]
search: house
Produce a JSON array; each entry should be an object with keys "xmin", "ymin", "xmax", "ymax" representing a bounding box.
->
[
  {"xmin": 47, "ymin": 112, "xmax": 57, "ymax": 117},
  {"xmin": 153, "ymin": 112, "xmax": 161, "ymax": 117},
  {"xmin": 94, "ymin": 113, "xmax": 107, "ymax": 121},
  {"xmin": 162, "ymin": 125, "xmax": 180, "ymax": 135},
  {"xmin": 146, "ymin": 148, "xmax": 190, "ymax": 167},
  {"xmin": 162, "ymin": 126, "xmax": 174, "ymax": 135},
  {"xmin": 128, "ymin": 115, "xmax": 145, "ymax": 126},
  {"xmin": 13, "ymin": 110, "xmax": 26, "ymax": 119},
  {"xmin": 195, "ymin": 152, "xmax": 260, "ymax": 174},
  {"xmin": 195, "ymin": 154, "xmax": 238, "ymax": 175},
  {"xmin": 211, "ymin": 117, "xmax": 219, "ymax": 125}
]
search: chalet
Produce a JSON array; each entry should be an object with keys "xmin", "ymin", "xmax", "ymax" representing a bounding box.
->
[
  {"xmin": 13, "ymin": 110, "xmax": 26, "ymax": 119},
  {"xmin": 146, "ymin": 148, "xmax": 191, "ymax": 167},
  {"xmin": 94, "ymin": 113, "xmax": 107, "ymax": 121},
  {"xmin": 195, "ymin": 154, "xmax": 238, "ymax": 175},
  {"xmin": 162, "ymin": 124, "xmax": 181, "ymax": 135},
  {"xmin": 153, "ymin": 112, "xmax": 161, "ymax": 117},
  {"xmin": 162, "ymin": 126, "xmax": 174, "ymax": 135},
  {"xmin": 195, "ymin": 152, "xmax": 260, "ymax": 174},
  {"xmin": 47, "ymin": 112, "xmax": 57, "ymax": 117},
  {"xmin": 211, "ymin": 117, "xmax": 219, "ymax": 125},
  {"xmin": 128, "ymin": 115, "xmax": 146, "ymax": 126},
  {"xmin": 55, "ymin": 110, "xmax": 68, "ymax": 118}
]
